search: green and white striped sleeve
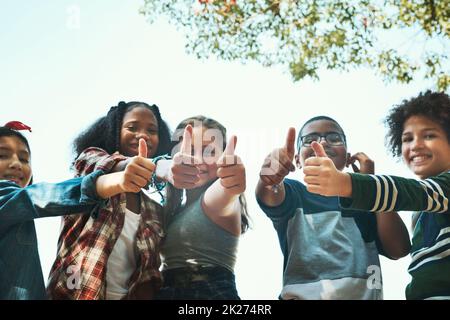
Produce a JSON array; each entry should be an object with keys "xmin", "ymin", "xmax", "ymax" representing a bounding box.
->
[{"xmin": 340, "ymin": 171, "xmax": 450, "ymax": 213}]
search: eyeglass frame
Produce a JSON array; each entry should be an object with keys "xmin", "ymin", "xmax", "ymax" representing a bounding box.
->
[{"xmin": 297, "ymin": 131, "xmax": 347, "ymax": 148}]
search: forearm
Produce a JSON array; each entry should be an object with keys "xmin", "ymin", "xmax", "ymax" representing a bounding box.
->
[
  {"xmin": 255, "ymin": 179, "xmax": 285, "ymax": 207},
  {"xmin": 75, "ymin": 148, "xmax": 127, "ymax": 176},
  {"xmin": 95, "ymin": 172, "xmax": 123, "ymax": 198},
  {"xmin": 341, "ymin": 172, "xmax": 449, "ymax": 213},
  {"xmin": 0, "ymin": 170, "xmax": 105, "ymax": 230},
  {"xmin": 376, "ymin": 212, "xmax": 411, "ymax": 259},
  {"xmin": 111, "ymin": 158, "xmax": 129, "ymax": 173},
  {"xmin": 203, "ymin": 180, "xmax": 240, "ymax": 217}
]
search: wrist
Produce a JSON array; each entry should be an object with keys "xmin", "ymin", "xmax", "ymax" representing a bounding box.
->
[{"xmin": 339, "ymin": 172, "xmax": 352, "ymax": 197}]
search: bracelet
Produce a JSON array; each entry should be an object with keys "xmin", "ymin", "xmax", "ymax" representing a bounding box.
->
[{"xmin": 151, "ymin": 154, "xmax": 172, "ymax": 204}]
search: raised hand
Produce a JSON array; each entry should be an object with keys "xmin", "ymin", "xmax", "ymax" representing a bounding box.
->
[
  {"xmin": 347, "ymin": 152, "xmax": 375, "ymax": 174},
  {"xmin": 216, "ymin": 135, "xmax": 246, "ymax": 195},
  {"xmin": 303, "ymin": 141, "xmax": 351, "ymax": 197},
  {"xmin": 120, "ymin": 138, "xmax": 156, "ymax": 193},
  {"xmin": 169, "ymin": 125, "xmax": 201, "ymax": 189},
  {"xmin": 259, "ymin": 127, "xmax": 296, "ymax": 187}
]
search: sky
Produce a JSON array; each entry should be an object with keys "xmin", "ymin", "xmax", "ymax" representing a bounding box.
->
[{"xmin": 1, "ymin": 0, "xmax": 446, "ymax": 299}]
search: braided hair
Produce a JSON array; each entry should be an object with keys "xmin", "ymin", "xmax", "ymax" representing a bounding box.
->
[{"xmin": 73, "ymin": 101, "xmax": 172, "ymax": 162}]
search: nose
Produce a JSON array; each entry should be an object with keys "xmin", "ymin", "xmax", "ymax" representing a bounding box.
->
[
  {"xmin": 410, "ymin": 136, "xmax": 424, "ymax": 150},
  {"xmin": 136, "ymin": 130, "xmax": 150, "ymax": 141},
  {"xmin": 9, "ymin": 155, "xmax": 23, "ymax": 171},
  {"xmin": 319, "ymin": 136, "xmax": 328, "ymax": 145}
]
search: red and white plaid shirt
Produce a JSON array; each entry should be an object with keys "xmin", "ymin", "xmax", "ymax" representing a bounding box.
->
[{"xmin": 47, "ymin": 148, "xmax": 164, "ymax": 300}]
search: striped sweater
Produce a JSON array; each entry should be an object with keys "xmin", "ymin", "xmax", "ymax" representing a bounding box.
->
[{"xmin": 340, "ymin": 171, "xmax": 450, "ymax": 300}]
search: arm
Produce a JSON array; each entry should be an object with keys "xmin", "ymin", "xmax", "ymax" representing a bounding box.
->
[
  {"xmin": 255, "ymin": 127, "xmax": 296, "ymax": 207},
  {"xmin": 376, "ymin": 212, "xmax": 411, "ymax": 259},
  {"xmin": 341, "ymin": 171, "xmax": 449, "ymax": 213},
  {"xmin": 202, "ymin": 136, "xmax": 244, "ymax": 217},
  {"xmin": 95, "ymin": 139, "xmax": 155, "ymax": 199},
  {"xmin": 348, "ymin": 152, "xmax": 411, "ymax": 259},
  {"xmin": 202, "ymin": 136, "xmax": 245, "ymax": 235},
  {"xmin": 74, "ymin": 147, "xmax": 127, "ymax": 176},
  {"xmin": 304, "ymin": 142, "xmax": 449, "ymax": 213},
  {"xmin": 0, "ymin": 170, "xmax": 105, "ymax": 233}
]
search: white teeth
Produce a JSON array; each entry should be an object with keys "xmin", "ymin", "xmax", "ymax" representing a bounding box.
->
[{"xmin": 411, "ymin": 155, "xmax": 429, "ymax": 163}]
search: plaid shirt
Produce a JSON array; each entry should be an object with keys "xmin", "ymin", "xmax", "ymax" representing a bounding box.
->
[{"xmin": 47, "ymin": 148, "xmax": 164, "ymax": 300}]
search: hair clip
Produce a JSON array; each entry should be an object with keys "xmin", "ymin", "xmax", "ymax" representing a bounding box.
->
[{"xmin": 4, "ymin": 121, "xmax": 32, "ymax": 132}]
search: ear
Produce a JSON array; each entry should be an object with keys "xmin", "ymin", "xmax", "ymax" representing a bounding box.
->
[{"xmin": 295, "ymin": 154, "xmax": 302, "ymax": 169}]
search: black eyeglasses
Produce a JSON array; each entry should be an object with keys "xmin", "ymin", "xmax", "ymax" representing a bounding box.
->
[{"xmin": 299, "ymin": 132, "xmax": 346, "ymax": 147}]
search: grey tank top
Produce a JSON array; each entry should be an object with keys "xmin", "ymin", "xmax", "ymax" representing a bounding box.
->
[{"xmin": 161, "ymin": 195, "xmax": 239, "ymax": 273}]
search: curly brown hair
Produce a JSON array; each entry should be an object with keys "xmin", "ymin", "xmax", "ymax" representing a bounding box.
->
[{"xmin": 384, "ymin": 90, "xmax": 450, "ymax": 158}]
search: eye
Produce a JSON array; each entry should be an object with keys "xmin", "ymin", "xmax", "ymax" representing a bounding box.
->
[
  {"xmin": 302, "ymin": 135, "xmax": 318, "ymax": 145},
  {"xmin": 327, "ymin": 133, "xmax": 343, "ymax": 144},
  {"xmin": 127, "ymin": 125, "xmax": 137, "ymax": 132},
  {"xmin": 147, "ymin": 128, "xmax": 158, "ymax": 134},
  {"xmin": 424, "ymin": 133, "xmax": 436, "ymax": 140},
  {"xmin": 402, "ymin": 136, "xmax": 413, "ymax": 143},
  {"xmin": 20, "ymin": 157, "xmax": 30, "ymax": 164}
]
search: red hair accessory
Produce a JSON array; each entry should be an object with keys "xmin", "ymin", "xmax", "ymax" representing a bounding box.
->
[{"xmin": 4, "ymin": 121, "xmax": 32, "ymax": 132}]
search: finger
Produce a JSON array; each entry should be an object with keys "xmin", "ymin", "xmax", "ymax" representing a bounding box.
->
[
  {"xmin": 351, "ymin": 163, "xmax": 360, "ymax": 173},
  {"xmin": 217, "ymin": 165, "xmax": 244, "ymax": 179},
  {"xmin": 306, "ymin": 184, "xmax": 322, "ymax": 195},
  {"xmin": 219, "ymin": 135, "xmax": 237, "ymax": 166},
  {"xmin": 304, "ymin": 157, "xmax": 324, "ymax": 167},
  {"xmin": 284, "ymin": 127, "xmax": 296, "ymax": 158},
  {"xmin": 125, "ymin": 173, "xmax": 148, "ymax": 189},
  {"xmin": 138, "ymin": 138, "xmax": 148, "ymax": 158},
  {"xmin": 224, "ymin": 135, "xmax": 237, "ymax": 156},
  {"xmin": 181, "ymin": 125, "xmax": 193, "ymax": 155},
  {"xmin": 303, "ymin": 175, "xmax": 320, "ymax": 185},
  {"xmin": 302, "ymin": 165, "xmax": 321, "ymax": 176},
  {"xmin": 259, "ymin": 173, "xmax": 282, "ymax": 186},
  {"xmin": 173, "ymin": 173, "xmax": 200, "ymax": 184},
  {"xmin": 220, "ymin": 176, "xmax": 242, "ymax": 189},
  {"xmin": 217, "ymin": 155, "xmax": 240, "ymax": 167},
  {"xmin": 310, "ymin": 141, "xmax": 327, "ymax": 157},
  {"xmin": 172, "ymin": 163, "xmax": 200, "ymax": 176}
]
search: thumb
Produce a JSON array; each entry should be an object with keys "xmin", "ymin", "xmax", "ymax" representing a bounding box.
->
[
  {"xmin": 138, "ymin": 138, "xmax": 147, "ymax": 157},
  {"xmin": 284, "ymin": 127, "xmax": 296, "ymax": 158},
  {"xmin": 180, "ymin": 125, "xmax": 193, "ymax": 155},
  {"xmin": 224, "ymin": 135, "xmax": 237, "ymax": 156},
  {"xmin": 311, "ymin": 141, "xmax": 327, "ymax": 157}
]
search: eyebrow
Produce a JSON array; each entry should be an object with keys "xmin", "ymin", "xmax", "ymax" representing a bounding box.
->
[
  {"xmin": 0, "ymin": 146, "xmax": 30, "ymax": 155},
  {"xmin": 123, "ymin": 120, "xmax": 158, "ymax": 127},
  {"xmin": 402, "ymin": 127, "xmax": 439, "ymax": 135},
  {"xmin": 302, "ymin": 131, "xmax": 343, "ymax": 136}
]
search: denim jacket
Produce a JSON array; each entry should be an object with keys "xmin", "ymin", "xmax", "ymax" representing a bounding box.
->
[{"xmin": 0, "ymin": 170, "xmax": 105, "ymax": 300}]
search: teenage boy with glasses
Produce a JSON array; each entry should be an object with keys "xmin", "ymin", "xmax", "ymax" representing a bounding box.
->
[{"xmin": 255, "ymin": 116, "xmax": 411, "ymax": 300}]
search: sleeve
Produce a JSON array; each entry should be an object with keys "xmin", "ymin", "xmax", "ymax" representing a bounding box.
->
[
  {"xmin": 256, "ymin": 179, "xmax": 302, "ymax": 224},
  {"xmin": 340, "ymin": 171, "xmax": 450, "ymax": 213},
  {"xmin": 74, "ymin": 147, "xmax": 127, "ymax": 177},
  {"xmin": 0, "ymin": 170, "xmax": 106, "ymax": 232}
]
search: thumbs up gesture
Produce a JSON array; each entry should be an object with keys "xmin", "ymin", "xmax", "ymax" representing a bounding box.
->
[
  {"xmin": 168, "ymin": 125, "xmax": 202, "ymax": 189},
  {"xmin": 119, "ymin": 138, "xmax": 156, "ymax": 193},
  {"xmin": 303, "ymin": 141, "xmax": 351, "ymax": 197},
  {"xmin": 216, "ymin": 135, "xmax": 246, "ymax": 195},
  {"xmin": 259, "ymin": 127, "xmax": 296, "ymax": 187}
]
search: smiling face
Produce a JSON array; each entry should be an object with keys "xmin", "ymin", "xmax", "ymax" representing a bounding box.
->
[
  {"xmin": 0, "ymin": 136, "xmax": 32, "ymax": 187},
  {"xmin": 401, "ymin": 115, "xmax": 450, "ymax": 179},
  {"xmin": 189, "ymin": 125, "xmax": 223, "ymax": 187},
  {"xmin": 296, "ymin": 119, "xmax": 349, "ymax": 171},
  {"xmin": 120, "ymin": 106, "xmax": 159, "ymax": 157}
]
